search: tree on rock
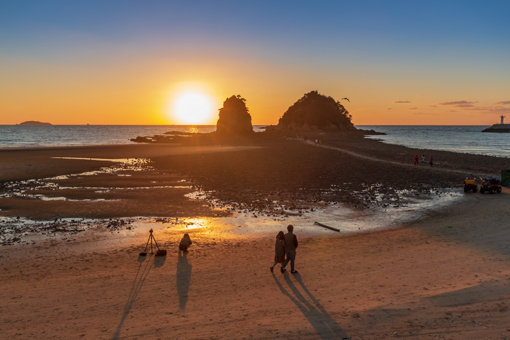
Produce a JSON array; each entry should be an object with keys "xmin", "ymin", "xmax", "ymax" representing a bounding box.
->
[
  {"xmin": 216, "ymin": 95, "xmax": 254, "ymax": 135},
  {"xmin": 278, "ymin": 91, "xmax": 355, "ymax": 131}
]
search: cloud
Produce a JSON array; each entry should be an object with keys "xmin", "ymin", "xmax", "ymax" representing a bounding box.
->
[
  {"xmin": 412, "ymin": 111, "xmax": 435, "ymax": 116},
  {"xmin": 492, "ymin": 106, "xmax": 510, "ymax": 114},
  {"xmin": 439, "ymin": 100, "xmax": 477, "ymax": 108},
  {"xmin": 394, "ymin": 100, "xmax": 410, "ymax": 104},
  {"xmin": 496, "ymin": 100, "xmax": 510, "ymax": 105}
]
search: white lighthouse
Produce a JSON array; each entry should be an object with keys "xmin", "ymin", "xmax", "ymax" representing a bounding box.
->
[{"xmin": 501, "ymin": 115, "xmax": 506, "ymax": 124}]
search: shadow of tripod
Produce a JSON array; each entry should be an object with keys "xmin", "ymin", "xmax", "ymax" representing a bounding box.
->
[{"xmin": 111, "ymin": 255, "xmax": 153, "ymax": 340}]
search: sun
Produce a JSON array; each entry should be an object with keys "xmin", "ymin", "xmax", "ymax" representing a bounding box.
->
[{"xmin": 169, "ymin": 89, "xmax": 215, "ymax": 125}]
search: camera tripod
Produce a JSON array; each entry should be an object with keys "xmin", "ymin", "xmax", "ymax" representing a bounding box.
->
[{"xmin": 139, "ymin": 229, "xmax": 166, "ymax": 257}]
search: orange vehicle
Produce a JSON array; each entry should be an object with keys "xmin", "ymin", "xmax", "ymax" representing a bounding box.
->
[{"xmin": 463, "ymin": 177, "xmax": 478, "ymax": 193}]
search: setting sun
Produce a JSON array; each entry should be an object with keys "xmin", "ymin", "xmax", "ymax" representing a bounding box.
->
[{"xmin": 169, "ymin": 89, "xmax": 215, "ymax": 125}]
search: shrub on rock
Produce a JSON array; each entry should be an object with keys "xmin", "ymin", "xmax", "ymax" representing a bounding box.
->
[{"xmin": 278, "ymin": 91, "xmax": 355, "ymax": 131}]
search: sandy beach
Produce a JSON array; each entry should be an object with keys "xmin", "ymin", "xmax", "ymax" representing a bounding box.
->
[
  {"xmin": 1, "ymin": 192, "xmax": 510, "ymax": 339},
  {"xmin": 1, "ymin": 137, "xmax": 510, "ymax": 339}
]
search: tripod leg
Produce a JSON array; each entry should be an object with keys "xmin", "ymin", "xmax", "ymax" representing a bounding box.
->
[
  {"xmin": 143, "ymin": 234, "xmax": 151, "ymax": 252},
  {"xmin": 152, "ymin": 235, "xmax": 161, "ymax": 250}
]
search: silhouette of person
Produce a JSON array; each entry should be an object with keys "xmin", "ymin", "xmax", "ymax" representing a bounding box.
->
[
  {"xmin": 179, "ymin": 233, "xmax": 192, "ymax": 253},
  {"xmin": 270, "ymin": 231, "xmax": 286, "ymax": 273},
  {"xmin": 281, "ymin": 224, "xmax": 298, "ymax": 274},
  {"xmin": 420, "ymin": 154, "xmax": 426, "ymax": 165}
]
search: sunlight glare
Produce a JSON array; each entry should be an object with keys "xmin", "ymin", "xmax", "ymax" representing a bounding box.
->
[{"xmin": 169, "ymin": 89, "xmax": 215, "ymax": 125}]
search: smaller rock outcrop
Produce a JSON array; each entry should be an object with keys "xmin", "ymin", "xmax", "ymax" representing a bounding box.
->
[{"xmin": 216, "ymin": 95, "xmax": 254, "ymax": 136}]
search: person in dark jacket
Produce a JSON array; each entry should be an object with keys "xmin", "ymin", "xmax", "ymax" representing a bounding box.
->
[
  {"xmin": 281, "ymin": 224, "xmax": 298, "ymax": 274},
  {"xmin": 179, "ymin": 233, "xmax": 192, "ymax": 253},
  {"xmin": 270, "ymin": 231, "xmax": 286, "ymax": 273}
]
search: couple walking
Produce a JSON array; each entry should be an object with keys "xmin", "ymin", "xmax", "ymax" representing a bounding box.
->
[{"xmin": 270, "ymin": 224, "xmax": 298, "ymax": 274}]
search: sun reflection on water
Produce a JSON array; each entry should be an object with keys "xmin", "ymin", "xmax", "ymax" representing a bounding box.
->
[{"xmin": 171, "ymin": 218, "xmax": 211, "ymax": 231}]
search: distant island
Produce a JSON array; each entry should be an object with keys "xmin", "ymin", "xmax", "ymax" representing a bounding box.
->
[{"xmin": 18, "ymin": 121, "xmax": 52, "ymax": 126}]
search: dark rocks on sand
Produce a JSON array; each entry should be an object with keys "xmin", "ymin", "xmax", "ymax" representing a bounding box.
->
[{"xmin": 216, "ymin": 95, "xmax": 254, "ymax": 136}]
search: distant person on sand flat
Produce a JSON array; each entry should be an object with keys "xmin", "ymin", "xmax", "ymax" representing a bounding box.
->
[
  {"xmin": 270, "ymin": 231, "xmax": 286, "ymax": 273},
  {"xmin": 413, "ymin": 155, "xmax": 419, "ymax": 165},
  {"xmin": 420, "ymin": 154, "xmax": 426, "ymax": 165},
  {"xmin": 281, "ymin": 224, "xmax": 298, "ymax": 274},
  {"xmin": 429, "ymin": 155, "xmax": 434, "ymax": 166},
  {"xmin": 179, "ymin": 233, "xmax": 192, "ymax": 253}
]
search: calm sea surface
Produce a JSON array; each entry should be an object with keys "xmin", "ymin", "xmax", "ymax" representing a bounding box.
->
[
  {"xmin": 0, "ymin": 125, "xmax": 508, "ymax": 158},
  {"xmin": 0, "ymin": 125, "xmax": 218, "ymax": 148},
  {"xmin": 361, "ymin": 125, "xmax": 510, "ymax": 158}
]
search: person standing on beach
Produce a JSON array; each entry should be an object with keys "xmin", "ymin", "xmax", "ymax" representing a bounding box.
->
[
  {"xmin": 281, "ymin": 224, "xmax": 298, "ymax": 274},
  {"xmin": 413, "ymin": 155, "xmax": 419, "ymax": 165},
  {"xmin": 429, "ymin": 155, "xmax": 434, "ymax": 166},
  {"xmin": 270, "ymin": 231, "xmax": 286, "ymax": 273}
]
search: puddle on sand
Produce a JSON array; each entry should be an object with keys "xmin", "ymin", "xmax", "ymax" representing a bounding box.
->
[
  {"xmin": 52, "ymin": 157, "xmax": 145, "ymax": 164},
  {"xmin": 181, "ymin": 187, "xmax": 464, "ymax": 236},
  {"xmin": 0, "ymin": 157, "xmax": 182, "ymax": 202}
]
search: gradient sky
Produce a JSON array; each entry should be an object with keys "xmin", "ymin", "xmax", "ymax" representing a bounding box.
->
[{"xmin": 1, "ymin": 0, "xmax": 510, "ymax": 125}]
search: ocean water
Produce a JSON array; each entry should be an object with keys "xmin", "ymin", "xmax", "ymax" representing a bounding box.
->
[
  {"xmin": 360, "ymin": 125, "xmax": 510, "ymax": 158},
  {"xmin": 0, "ymin": 124, "xmax": 508, "ymax": 158},
  {"xmin": 0, "ymin": 125, "xmax": 216, "ymax": 147}
]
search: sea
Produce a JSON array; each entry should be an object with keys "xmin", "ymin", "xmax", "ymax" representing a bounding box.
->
[
  {"xmin": 362, "ymin": 125, "xmax": 510, "ymax": 158},
  {"xmin": 0, "ymin": 124, "xmax": 509, "ymax": 158}
]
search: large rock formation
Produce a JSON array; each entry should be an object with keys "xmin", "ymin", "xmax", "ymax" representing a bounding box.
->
[
  {"xmin": 216, "ymin": 95, "xmax": 254, "ymax": 135},
  {"xmin": 278, "ymin": 91, "xmax": 355, "ymax": 131}
]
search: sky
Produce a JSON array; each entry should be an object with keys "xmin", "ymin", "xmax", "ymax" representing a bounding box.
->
[{"xmin": 1, "ymin": 0, "xmax": 510, "ymax": 125}]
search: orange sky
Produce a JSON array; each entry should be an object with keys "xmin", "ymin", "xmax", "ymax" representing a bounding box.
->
[
  {"xmin": 1, "ymin": 2, "xmax": 510, "ymax": 126},
  {"xmin": 1, "ymin": 52, "xmax": 509, "ymax": 126}
]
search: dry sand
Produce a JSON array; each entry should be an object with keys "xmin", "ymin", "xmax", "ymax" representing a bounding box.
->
[
  {"xmin": 1, "ymin": 192, "xmax": 510, "ymax": 339},
  {"xmin": 1, "ymin": 140, "xmax": 510, "ymax": 339}
]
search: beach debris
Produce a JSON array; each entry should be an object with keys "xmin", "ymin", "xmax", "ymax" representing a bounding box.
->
[{"xmin": 314, "ymin": 221, "xmax": 340, "ymax": 232}]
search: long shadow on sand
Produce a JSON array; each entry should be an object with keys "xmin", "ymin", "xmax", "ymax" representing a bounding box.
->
[
  {"xmin": 111, "ymin": 255, "xmax": 154, "ymax": 340},
  {"xmin": 176, "ymin": 251, "xmax": 192, "ymax": 310},
  {"xmin": 272, "ymin": 272, "xmax": 349, "ymax": 339}
]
